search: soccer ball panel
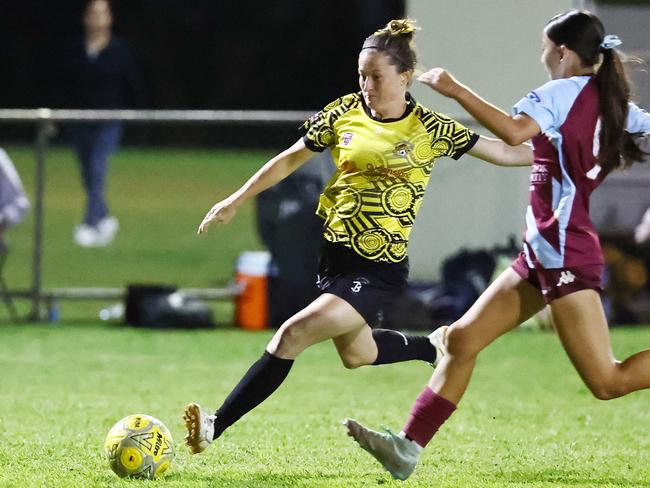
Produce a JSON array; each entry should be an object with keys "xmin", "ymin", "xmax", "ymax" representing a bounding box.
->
[{"xmin": 125, "ymin": 415, "xmax": 152, "ymax": 431}]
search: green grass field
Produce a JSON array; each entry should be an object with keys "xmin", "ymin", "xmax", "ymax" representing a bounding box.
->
[
  {"xmin": 2, "ymin": 145, "xmax": 650, "ymax": 486},
  {"xmin": 1, "ymin": 324, "xmax": 649, "ymax": 487}
]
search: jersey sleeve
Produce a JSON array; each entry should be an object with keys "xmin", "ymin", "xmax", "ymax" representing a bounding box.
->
[
  {"xmin": 512, "ymin": 79, "xmax": 579, "ymax": 133},
  {"xmin": 446, "ymin": 120, "xmax": 479, "ymax": 160},
  {"xmin": 301, "ymin": 96, "xmax": 350, "ymax": 152},
  {"xmin": 512, "ymin": 81, "xmax": 559, "ymax": 132},
  {"xmin": 422, "ymin": 110, "xmax": 479, "ymax": 160},
  {"xmin": 626, "ymin": 103, "xmax": 650, "ymax": 135}
]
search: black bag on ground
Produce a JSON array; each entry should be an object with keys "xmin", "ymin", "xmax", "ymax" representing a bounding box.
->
[
  {"xmin": 125, "ymin": 284, "xmax": 215, "ymax": 329},
  {"xmin": 383, "ymin": 250, "xmax": 497, "ymax": 331}
]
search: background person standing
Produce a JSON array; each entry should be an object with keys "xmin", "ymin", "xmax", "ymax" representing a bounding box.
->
[{"xmin": 60, "ymin": 0, "xmax": 144, "ymax": 247}]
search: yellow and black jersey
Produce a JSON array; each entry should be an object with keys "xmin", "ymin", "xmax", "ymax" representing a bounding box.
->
[{"xmin": 302, "ymin": 92, "xmax": 478, "ymax": 263}]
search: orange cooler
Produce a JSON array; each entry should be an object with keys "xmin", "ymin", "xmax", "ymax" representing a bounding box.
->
[{"xmin": 235, "ymin": 251, "xmax": 271, "ymax": 330}]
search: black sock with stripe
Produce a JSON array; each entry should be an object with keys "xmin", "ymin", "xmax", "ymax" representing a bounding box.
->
[{"xmin": 372, "ymin": 329, "xmax": 437, "ymax": 365}]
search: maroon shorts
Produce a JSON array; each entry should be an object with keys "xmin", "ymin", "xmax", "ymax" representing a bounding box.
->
[{"xmin": 511, "ymin": 252, "xmax": 604, "ymax": 304}]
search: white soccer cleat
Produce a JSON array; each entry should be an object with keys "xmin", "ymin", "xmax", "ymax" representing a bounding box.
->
[
  {"xmin": 183, "ymin": 403, "xmax": 216, "ymax": 454},
  {"xmin": 344, "ymin": 418, "xmax": 421, "ymax": 481},
  {"xmin": 428, "ymin": 325, "xmax": 448, "ymax": 368}
]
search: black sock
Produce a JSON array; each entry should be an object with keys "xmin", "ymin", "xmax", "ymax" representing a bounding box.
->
[
  {"xmin": 372, "ymin": 329, "xmax": 437, "ymax": 365},
  {"xmin": 213, "ymin": 351, "xmax": 293, "ymax": 439}
]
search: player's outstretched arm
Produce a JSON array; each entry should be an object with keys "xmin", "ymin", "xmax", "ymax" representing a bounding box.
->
[
  {"xmin": 418, "ymin": 68, "xmax": 540, "ymax": 145},
  {"xmin": 197, "ymin": 138, "xmax": 315, "ymax": 234},
  {"xmin": 468, "ymin": 136, "xmax": 533, "ymax": 167}
]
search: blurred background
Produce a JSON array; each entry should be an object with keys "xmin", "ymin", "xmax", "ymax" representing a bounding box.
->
[{"xmin": 1, "ymin": 0, "xmax": 649, "ymax": 327}]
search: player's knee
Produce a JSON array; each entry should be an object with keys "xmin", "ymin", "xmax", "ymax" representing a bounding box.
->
[
  {"xmin": 445, "ymin": 325, "xmax": 481, "ymax": 359},
  {"xmin": 339, "ymin": 349, "xmax": 373, "ymax": 369},
  {"xmin": 340, "ymin": 354, "xmax": 365, "ymax": 369},
  {"xmin": 275, "ymin": 322, "xmax": 305, "ymax": 351},
  {"xmin": 273, "ymin": 314, "xmax": 320, "ymax": 355}
]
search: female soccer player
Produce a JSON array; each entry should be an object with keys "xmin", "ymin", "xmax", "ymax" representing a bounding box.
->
[
  {"xmin": 345, "ymin": 10, "xmax": 650, "ymax": 480},
  {"xmin": 184, "ymin": 19, "xmax": 532, "ymax": 454}
]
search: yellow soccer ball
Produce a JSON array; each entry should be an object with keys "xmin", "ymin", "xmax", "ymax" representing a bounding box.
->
[{"xmin": 104, "ymin": 414, "xmax": 175, "ymax": 479}]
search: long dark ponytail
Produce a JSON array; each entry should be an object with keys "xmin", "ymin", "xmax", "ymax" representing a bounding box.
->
[{"xmin": 545, "ymin": 10, "xmax": 646, "ymax": 173}]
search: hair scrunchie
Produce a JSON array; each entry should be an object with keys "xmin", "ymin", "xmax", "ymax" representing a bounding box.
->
[{"xmin": 600, "ymin": 34, "xmax": 622, "ymax": 50}]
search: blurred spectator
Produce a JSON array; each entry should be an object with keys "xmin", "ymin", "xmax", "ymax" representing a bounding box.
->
[
  {"xmin": 0, "ymin": 149, "xmax": 27, "ymax": 320},
  {"xmin": 0, "ymin": 149, "xmax": 29, "ymax": 241},
  {"xmin": 635, "ymin": 208, "xmax": 650, "ymax": 244},
  {"xmin": 58, "ymin": 0, "xmax": 144, "ymax": 247}
]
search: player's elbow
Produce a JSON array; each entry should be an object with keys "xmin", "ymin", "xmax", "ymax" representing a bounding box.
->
[
  {"xmin": 502, "ymin": 132, "xmax": 528, "ymax": 146},
  {"xmin": 590, "ymin": 385, "xmax": 624, "ymax": 401},
  {"xmin": 585, "ymin": 370, "xmax": 629, "ymax": 401}
]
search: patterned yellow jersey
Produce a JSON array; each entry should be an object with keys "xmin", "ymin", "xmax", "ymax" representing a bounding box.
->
[{"xmin": 302, "ymin": 92, "xmax": 478, "ymax": 263}]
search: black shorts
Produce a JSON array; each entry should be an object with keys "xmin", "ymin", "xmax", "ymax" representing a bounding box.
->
[{"xmin": 316, "ymin": 240, "xmax": 409, "ymax": 328}]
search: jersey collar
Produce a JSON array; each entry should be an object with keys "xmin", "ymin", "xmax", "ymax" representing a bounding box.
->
[{"xmin": 360, "ymin": 92, "xmax": 416, "ymax": 123}]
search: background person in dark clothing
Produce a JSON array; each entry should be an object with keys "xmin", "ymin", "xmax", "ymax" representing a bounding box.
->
[{"xmin": 60, "ymin": 0, "xmax": 144, "ymax": 247}]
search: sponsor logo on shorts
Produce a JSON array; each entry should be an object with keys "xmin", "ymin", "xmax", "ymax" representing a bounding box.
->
[
  {"xmin": 556, "ymin": 271, "xmax": 576, "ymax": 287},
  {"xmin": 351, "ymin": 277, "xmax": 370, "ymax": 293},
  {"xmin": 316, "ymin": 274, "xmax": 331, "ymax": 290}
]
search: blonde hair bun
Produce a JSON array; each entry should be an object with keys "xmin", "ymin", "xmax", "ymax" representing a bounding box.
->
[{"xmin": 375, "ymin": 19, "xmax": 417, "ymax": 37}]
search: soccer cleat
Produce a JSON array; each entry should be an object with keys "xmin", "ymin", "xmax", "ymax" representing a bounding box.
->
[
  {"xmin": 183, "ymin": 403, "xmax": 216, "ymax": 454},
  {"xmin": 428, "ymin": 325, "xmax": 448, "ymax": 368},
  {"xmin": 344, "ymin": 418, "xmax": 421, "ymax": 481}
]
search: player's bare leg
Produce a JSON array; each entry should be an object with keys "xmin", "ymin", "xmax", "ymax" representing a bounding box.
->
[
  {"xmin": 346, "ymin": 269, "xmax": 545, "ymax": 479},
  {"xmin": 428, "ymin": 269, "xmax": 544, "ymax": 402},
  {"xmin": 551, "ymin": 289, "xmax": 650, "ymax": 399}
]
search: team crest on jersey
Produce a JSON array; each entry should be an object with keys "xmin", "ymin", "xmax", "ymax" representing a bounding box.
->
[
  {"xmin": 393, "ymin": 140, "xmax": 413, "ymax": 158},
  {"xmin": 342, "ymin": 132, "xmax": 354, "ymax": 146},
  {"xmin": 526, "ymin": 91, "xmax": 541, "ymax": 103}
]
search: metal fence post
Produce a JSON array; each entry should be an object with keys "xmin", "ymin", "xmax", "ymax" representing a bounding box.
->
[{"xmin": 27, "ymin": 117, "xmax": 50, "ymax": 321}]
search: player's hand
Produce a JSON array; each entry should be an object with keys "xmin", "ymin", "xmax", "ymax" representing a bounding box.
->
[
  {"xmin": 417, "ymin": 68, "xmax": 462, "ymax": 99},
  {"xmin": 197, "ymin": 199, "xmax": 237, "ymax": 234}
]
